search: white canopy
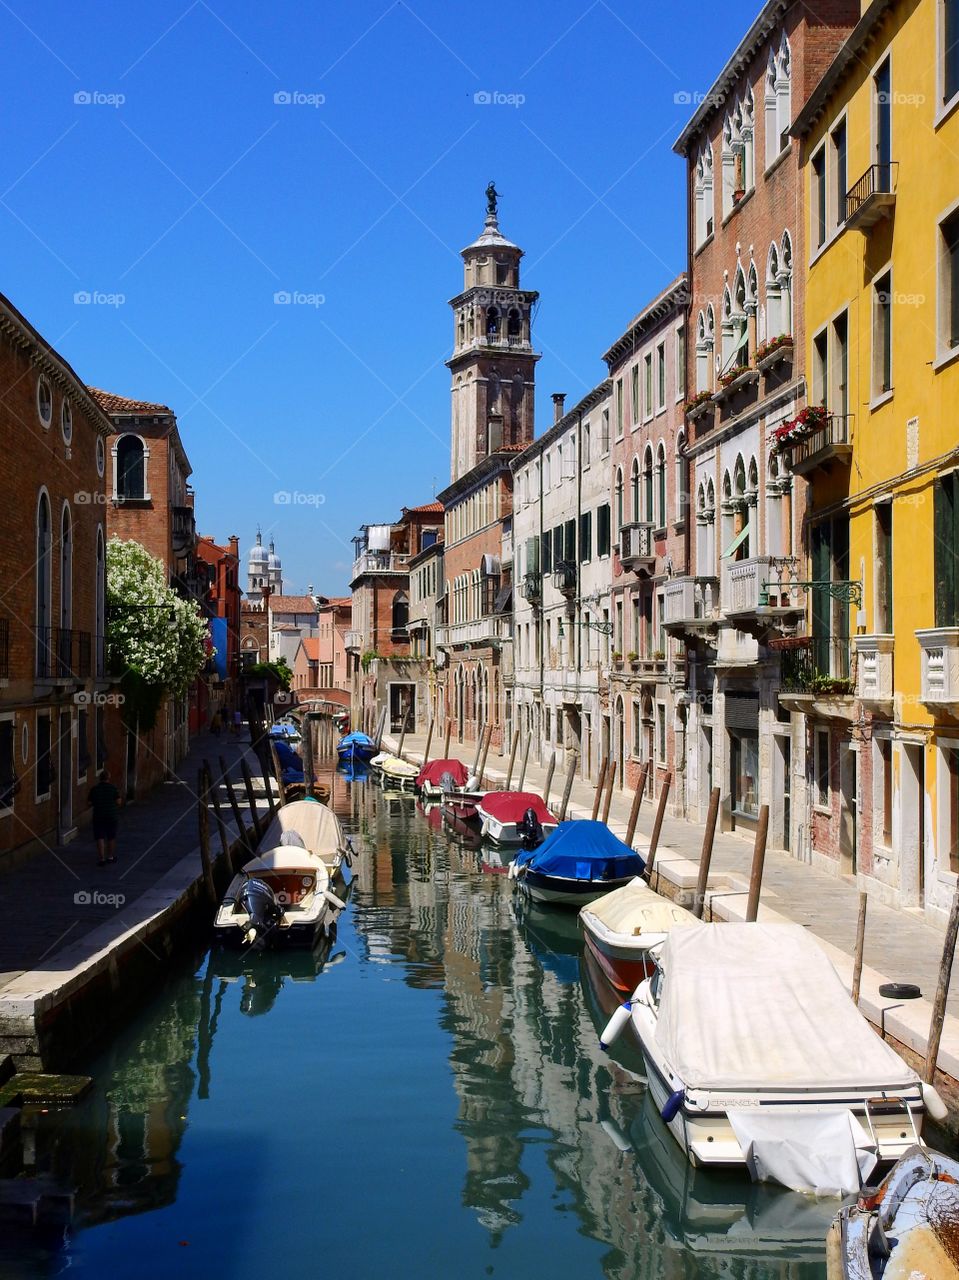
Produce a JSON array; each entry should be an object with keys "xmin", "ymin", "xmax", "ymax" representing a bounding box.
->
[
  {"xmin": 242, "ymin": 846, "xmax": 329, "ymax": 878},
  {"xmin": 582, "ymin": 877, "xmax": 702, "ymax": 938},
  {"xmin": 258, "ymin": 800, "xmax": 345, "ymax": 858},
  {"xmin": 656, "ymin": 922, "xmax": 920, "ymax": 1092}
]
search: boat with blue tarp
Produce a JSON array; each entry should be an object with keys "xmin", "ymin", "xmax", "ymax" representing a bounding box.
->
[
  {"xmin": 336, "ymin": 731, "xmax": 377, "ymax": 766},
  {"xmin": 509, "ymin": 820, "xmax": 645, "ymax": 907}
]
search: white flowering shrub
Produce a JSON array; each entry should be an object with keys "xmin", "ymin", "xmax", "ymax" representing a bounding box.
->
[{"xmin": 106, "ymin": 538, "xmax": 210, "ymax": 720}]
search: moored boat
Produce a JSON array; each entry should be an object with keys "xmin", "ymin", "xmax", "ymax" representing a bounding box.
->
[
  {"xmin": 603, "ymin": 922, "xmax": 941, "ymax": 1195},
  {"xmin": 257, "ymin": 799, "xmax": 352, "ymax": 878},
  {"xmin": 475, "ymin": 791, "xmax": 557, "ymax": 845},
  {"xmin": 214, "ymin": 841, "xmax": 345, "ymax": 949},
  {"xmin": 415, "ymin": 757, "xmax": 472, "ymax": 798},
  {"xmin": 580, "ymin": 876, "xmax": 701, "ymax": 992},
  {"xmin": 826, "ymin": 1144, "xmax": 959, "ymax": 1278},
  {"xmin": 337, "ymin": 730, "xmax": 377, "ymax": 765},
  {"xmin": 379, "ymin": 755, "xmax": 419, "ymax": 789},
  {"xmin": 510, "ymin": 820, "xmax": 645, "ymax": 907}
]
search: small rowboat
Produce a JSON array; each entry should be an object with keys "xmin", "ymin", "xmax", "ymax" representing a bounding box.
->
[
  {"xmin": 580, "ymin": 877, "xmax": 701, "ymax": 992},
  {"xmin": 337, "ymin": 731, "xmax": 377, "ymax": 765},
  {"xmin": 379, "ymin": 755, "xmax": 419, "ymax": 789}
]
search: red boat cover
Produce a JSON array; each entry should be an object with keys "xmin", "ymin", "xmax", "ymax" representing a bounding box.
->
[
  {"xmin": 416, "ymin": 758, "xmax": 469, "ymax": 788},
  {"xmin": 480, "ymin": 791, "xmax": 556, "ymax": 823}
]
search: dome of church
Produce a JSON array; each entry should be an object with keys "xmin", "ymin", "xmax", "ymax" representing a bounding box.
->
[{"xmin": 249, "ymin": 531, "xmax": 268, "ymax": 564}]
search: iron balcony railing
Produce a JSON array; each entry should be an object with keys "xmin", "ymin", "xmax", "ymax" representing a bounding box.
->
[
  {"xmin": 781, "ymin": 414, "xmax": 853, "ymax": 474},
  {"xmin": 845, "ymin": 162, "xmax": 898, "ymax": 226},
  {"xmin": 36, "ymin": 627, "xmax": 93, "ymax": 680},
  {"xmin": 780, "ymin": 635, "xmax": 853, "ymax": 693}
]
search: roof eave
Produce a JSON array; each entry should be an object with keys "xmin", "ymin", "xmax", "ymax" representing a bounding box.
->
[{"xmin": 791, "ymin": 0, "xmax": 897, "ymax": 139}]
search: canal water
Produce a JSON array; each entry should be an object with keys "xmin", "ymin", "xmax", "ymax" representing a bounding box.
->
[{"xmin": 6, "ymin": 762, "xmax": 835, "ymax": 1280}]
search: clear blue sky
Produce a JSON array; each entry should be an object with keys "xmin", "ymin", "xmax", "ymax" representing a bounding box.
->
[{"xmin": 3, "ymin": 0, "xmax": 760, "ymax": 595}]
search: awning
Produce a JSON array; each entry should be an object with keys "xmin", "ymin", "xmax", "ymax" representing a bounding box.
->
[
  {"xmin": 719, "ymin": 325, "xmax": 749, "ymax": 375},
  {"xmin": 493, "ymin": 584, "xmax": 512, "ymax": 614},
  {"xmin": 721, "ymin": 524, "xmax": 750, "ymax": 559}
]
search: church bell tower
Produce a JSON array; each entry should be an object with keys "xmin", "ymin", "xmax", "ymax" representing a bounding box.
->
[{"xmin": 447, "ymin": 184, "xmax": 539, "ymax": 482}]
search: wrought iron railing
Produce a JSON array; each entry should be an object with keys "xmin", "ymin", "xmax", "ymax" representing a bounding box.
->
[
  {"xmin": 845, "ymin": 162, "xmax": 897, "ymax": 222},
  {"xmin": 782, "ymin": 414, "xmax": 852, "ymax": 470},
  {"xmin": 36, "ymin": 627, "xmax": 92, "ymax": 680},
  {"xmin": 780, "ymin": 635, "xmax": 852, "ymax": 693}
]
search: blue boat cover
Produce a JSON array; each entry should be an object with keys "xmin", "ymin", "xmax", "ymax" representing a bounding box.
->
[
  {"xmin": 337, "ymin": 732, "xmax": 375, "ymax": 752},
  {"xmin": 514, "ymin": 820, "xmax": 645, "ymax": 881},
  {"xmin": 273, "ymin": 739, "xmax": 301, "ymax": 769}
]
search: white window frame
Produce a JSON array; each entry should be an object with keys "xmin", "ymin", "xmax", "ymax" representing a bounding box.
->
[
  {"xmin": 0, "ymin": 712, "xmax": 15, "ymax": 817},
  {"xmin": 935, "ymin": 193, "xmax": 959, "ymax": 370},
  {"xmin": 937, "ymin": 737, "xmax": 959, "ymax": 878},
  {"xmin": 814, "ymin": 727, "xmax": 831, "ymax": 812},
  {"xmin": 871, "ymin": 263, "xmax": 894, "ymax": 407},
  {"xmin": 937, "ymin": 0, "xmax": 959, "ymax": 126}
]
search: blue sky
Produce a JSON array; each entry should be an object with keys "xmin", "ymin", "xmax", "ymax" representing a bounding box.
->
[{"xmin": 3, "ymin": 0, "xmax": 760, "ymax": 594}]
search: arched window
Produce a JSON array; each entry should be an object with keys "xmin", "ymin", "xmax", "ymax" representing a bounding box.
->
[
  {"xmin": 392, "ymin": 591, "xmax": 409, "ymax": 633},
  {"xmin": 721, "ymin": 113, "xmax": 736, "ymax": 217},
  {"xmin": 486, "ymin": 307, "xmax": 499, "ymax": 337},
  {"xmin": 741, "ymin": 87, "xmax": 755, "ymax": 193},
  {"xmin": 643, "ymin": 446, "xmax": 654, "ymax": 523},
  {"xmin": 780, "ymin": 231, "xmax": 794, "ymax": 333},
  {"xmin": 765, "ymin": 34, "xmax": 791, "ymax": 167},
  {"xmin": 60, "ymin": 504, "xmax": 72, "ymax": 635},
  {"xmin": 630, "ymin": 457, "xmax": 640, "ymax": 521},
  {"xmin": 116, "ymin": 435, "xmax": 145, "ymax": 501},
  {"xmin": 656, "ymin": 444, "xmax": 667, "ymax": 527},
  {"xmin": 614, "ymin": 468, "xmax": 624, "ymax": 534},
  {"xmin": 36, "ymin": 491, "xmax": 52, "ymax": 676},
  {"xmin": 507, "ymin": 308, "xmax": 521, "ymax": 340},
  {"xmin": 766, "ymin": 243, "xmax": 783, "ymax": 338},
  {"xmin": 695, "ymin": 145, "xmax": 714, "ymax": 247}
]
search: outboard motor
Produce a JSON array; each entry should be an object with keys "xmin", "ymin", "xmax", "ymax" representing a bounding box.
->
[
  {"xmin": 517, "ymin": 807, "xmax": 545, "ymax": 852},
  {"xmin": 238, "ymin": 876, "xmax": 282, "ymax": 946},
  {"xmin": 439, "ymin": 770, "xmax": 456, "ymax": 794}
]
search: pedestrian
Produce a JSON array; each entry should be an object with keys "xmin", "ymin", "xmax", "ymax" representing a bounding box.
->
[
  {"xmin": 88, "ymin": 768, "xmax": 123, "ymax": 866},
  {"xmin": 232, "ymin": 707, "xmax": 242, "ymax": 736}
]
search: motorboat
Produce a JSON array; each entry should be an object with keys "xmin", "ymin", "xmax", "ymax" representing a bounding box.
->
[
  {"xmin": 369, "ymin": 750, "xmax": 389, "ymax": 772},
  {"xmin": 337, "ymin": 731, "xmax": 377, "ymax": 765},
  {"xmin": 475, "ymin": 791, "xmax": 557, "ymax": 845},
  {"xmin": 257, "ymin": 799, "xmax": 352, "ymax": 878},
  {"xmin": 270, "ymin": 717, "xmax": 301, "ymax": 745},
  {"xmin": 827, "ymin": 1144, "xmax": 959, "ymax": 1278},
  {"xmin": 415, "ymin": 757, "xmax": 472, "ymax": 799},
  {"xmin": 379, "ymin": 755, "xmax": 419, "ymax": 789},
  {"xmin": 214, "ymin": 842, "xmax": 346, "ymax": 949},
  {"xmin": 600, "ymin": 922, "xmax": 942, "ymax": 1195},
  {"xmin": 509, "ymin": 820, "xmax": 645, "ymax": 907},
  {"xmin": 580, "ymin": 876, "xmax": 702, "ymax": 993}
]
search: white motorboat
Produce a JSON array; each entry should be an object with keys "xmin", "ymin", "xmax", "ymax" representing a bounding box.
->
[
  {"xmin": 257, "ymin": 799, "xmax": 352, "ymax": 878},
  {"xmin": 214, "ymin": 842, "xmax": 345, "ymax": 949},
  {"xmin": 601, "ymin": 922, "xmax": 942, "ymax": 1195},
  {"xmin": 827, "ymin": 1144, "xmax": 959, "ymax": 1278},
  {"xmin": 475, "ymin": 791, "xmax": 557, "ymax": 845},
  {"xmin": 580, "ymin": 876, "xmax": 702, "ymax": 993}
]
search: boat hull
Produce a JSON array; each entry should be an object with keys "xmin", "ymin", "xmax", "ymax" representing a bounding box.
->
[
  {"xmin": 582, "ymin": 928, "xmax": 656, "ymax": 991},
  {"xmin": 520, "ymin": 869, "xmax": 636, "ymax": 908},
  {"xmin": 479, "ymin": 812, "xmax": 558, "ymax": 845}
]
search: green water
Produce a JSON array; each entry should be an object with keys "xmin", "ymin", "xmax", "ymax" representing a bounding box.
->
[{"xmin": 6, "ymin": 768, "xmax": 833, "ymax": 1279}]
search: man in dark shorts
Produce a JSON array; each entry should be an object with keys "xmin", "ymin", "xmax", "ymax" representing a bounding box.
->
[{"xmin": 88, "ymin": 768, "xmax": 123, "ymax": 866}]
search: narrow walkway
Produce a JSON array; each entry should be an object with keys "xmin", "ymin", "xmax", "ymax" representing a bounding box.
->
[
  {"xmin": 385, "ymin": 730, "xmax": 959, "ymax": 1029},
  {"xmin": 0, "ymin": 728, "xmax": 268, "ymax": 990}
]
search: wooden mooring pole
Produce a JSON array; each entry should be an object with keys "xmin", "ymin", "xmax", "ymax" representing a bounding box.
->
[
  {"xmin": 397, "ymin": 708, "xmax": 412, "ymax": 760},
  {"xmin": 591, "ymin": 756, "xmax": 608, "ymax": 821},
  {"xmin": 477, "ymin": 725, "xmax": 493, "ymax": 787},
  {"xmin": 625, "ymin": 764, "xmax": 649, "ymax": 848},
  {"xmin": 542, "ymin": 750, "xmax": 556, "ymax": 809},
  {"xmin": 692, "ymin": 787, "xmax": 721, "ymax": 920},
  {"xmin": 925, "ymin": 882, "xmax": 959, "ymax": 1083},
  {"xmin": 517, "ymin": 735, "xmax": 532, "ymax": 791},
  {"xmin": 220, "ymin": 755, "xmax": 250, "ymax": 867},
  {"xmin": 442, "ymin": 718, "xmax": 452, "ymax": 760},
  {"xmin": 470, "ymin": 727, "xmax": 484, "ymax": 779},
  {"xmin": 645, "ymin": 771, "xmax": 672, "ymax": 882},
  {"xmin": 504, "ymin": 729, "xmax": 520, "ymax": 790},
  {"xmin": 301, "ymin": 721, "xmax": 315, "ymax": 799},
  {"xmin": 240, "ymin": 757, "xmax": 263, "ymax": 844},
  {"xmin": 745, "ymin": 804, "xmax": 770, "ymax": 923},
  {"xmin": 601, "ymin": 760, "xmax": 617, "ymax": 825},
  {"xmin": 422, "ymin": 718, "xmax": 435, "ymax": 766},
  {"xmin": 557, "ymin": 753, "xmax": 579, "ymax": 822},
  {"xmin": 197, "ymin": 768, "xmax": 218, "ymax": 904},
  {"xmin": 268, "ymin": 739, "xmax": 288, "ymax": 807},
  {"xmin": 203, "ymin": 760, "xmax": 230, "ymax": 864},
  {"xmin": 851, "ymin": 891, "xmax": 868, "ymax": 1005}
]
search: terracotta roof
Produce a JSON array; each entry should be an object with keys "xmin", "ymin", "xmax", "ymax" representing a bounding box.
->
[
  {"xmin": 88, "ymin": 386, "xmax": 173, "ymax": 415},
  {"xmin": 326, "ymin": 597, "xmax": 352, "ymax": 607},
  {"xmin": 269, "ymin": 594, "xmax": 319, "ymax": 614},
  {"xmin": 405, "ymin": 501, "xmax": 444, "ymax": 515},
  {"xmin": 496, "ymin": 443, "xmax": 528, "ymax": 453},
  {"xmin": 298, "ymin": 637, "xmax": 321, "ymax": 661}
]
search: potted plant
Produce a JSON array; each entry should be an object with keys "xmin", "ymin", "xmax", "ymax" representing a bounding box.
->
[
  {"xmin": 755, "ymin": 333, "xmax": 794, "ymax": 366},
  {"xmin": 683, "ymin": 389, "xmax": 714, "ymax": 418},
  {"xmin": 772, "ymin": 404, "xmax": 829, "ymax": 450},
  {"xmin": 719, "ymin": 364, "xmax": 750, "ymax": 390},
  {"xmin": 652, "ymin": 649, "xmax": 666, "ymax": 662},
  {"xmin": 612, "ymin": 651, "xmax": 624, "ymax": 669},
  {"xmin": 627, "ymin": 650, "xmax": 639, "ymax": 671}
]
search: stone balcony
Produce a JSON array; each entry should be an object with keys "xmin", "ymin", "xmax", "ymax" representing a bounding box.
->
[
  {"xmin": 619, "ymin": 522, "xmax": 655, "ymax": 574},
  {"xmin": 855, "ymin": 634, "xmax": 895, "ymax": 714},
  {"xmin": 351, "ymin": 550, "xmax": 411, "ymax": 580},
  {"xmin": 344, "ymin": 630, "xmax": 363, "ymax": 652},
  {"xmin": 436, "ymin": 615, "xmax": 505, "ymax": 650},
  {"xmin": 662, "ymin": 575, "xmax": 721, "ymax": 635},
  {"xmin": 722, "ymin": 556, "xmax": 802, "ymax": 626},
  {"xmin": 917, "ymin": 628, "xmax": 959, "ymax": 713}
]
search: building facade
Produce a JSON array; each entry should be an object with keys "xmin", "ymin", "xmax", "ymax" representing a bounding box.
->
[{"xmin": 196, "ymin": 533, "xmax": 241, "ymax": 721}]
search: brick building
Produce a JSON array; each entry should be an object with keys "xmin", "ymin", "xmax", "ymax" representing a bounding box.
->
[
  {"xmin": 268, "ymin": 594, "xmax": 319, "ymax": 668},
  {"xmin": 0, "ymin": 291, "xmax": 112, "ymax": 857},
  {"xmin": 195, "ymin": 533, "xmax": 241, "ymax": 721},
  {"xmin": 672, "ymin": 0, "xmax": 860, "ymax": 844},
  {"xmin": 89, "ymin": 387, "xmax": 200, "ymax": 793}
]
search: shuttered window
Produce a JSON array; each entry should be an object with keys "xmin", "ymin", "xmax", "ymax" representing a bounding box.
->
[
  {"xmin": 934, "ymin": 472, "xmax": 959, "ymax": 626},
  {"xmin": 597, "ymin": 504, "xmax": 611, "ymax": 556},
  {"xmin": 579, "ymin": 511, "xmax": 592, "ymax": 563}
]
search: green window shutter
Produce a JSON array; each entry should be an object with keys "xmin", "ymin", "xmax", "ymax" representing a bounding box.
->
[
  {"xmin": 580, "ymin": 511, "xmax": 592, "ymax": 562},
  {"xmin": 525, "ymin": 536, "xmax": 540, "ymax": 577},
  {"xmin": 542, "ymin": 530, "xmax": 552, "ymax": 574},
  {"xmin": 564, "ymin": 518, "xmax": 576, "ymax": 562},
  {"xmin": 934, "ymin": 474, "xmax": 959, "ymax": 627},
  {"xmin": 597, "ymin": 504, "xmax": 610, "ymax": 556}
]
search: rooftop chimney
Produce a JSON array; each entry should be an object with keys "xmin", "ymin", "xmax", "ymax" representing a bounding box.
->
[{"xmin": 552, "ymin": 392, "xmax": 566, "ymax": 423}]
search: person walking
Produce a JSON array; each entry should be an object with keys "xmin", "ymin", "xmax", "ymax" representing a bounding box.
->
[{"xmin": 88, "ymin": 768, "xmax": 123, "ymax": 866}]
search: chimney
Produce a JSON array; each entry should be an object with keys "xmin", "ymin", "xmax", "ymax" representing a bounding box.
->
[{"xmin": 552, "ymin": 392, "xmax": 566, "ymax": 423}]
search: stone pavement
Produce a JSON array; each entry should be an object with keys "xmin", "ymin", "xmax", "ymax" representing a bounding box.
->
[
  {"xmin": 384, "ymin": 729, "xmax": 959, "ymax": 1075},
  {"xmin": 0, "ymin": 726, "xmax": 270, "ymax": 991}
]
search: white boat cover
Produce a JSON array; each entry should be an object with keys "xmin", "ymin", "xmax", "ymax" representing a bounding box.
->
[
  {"xmin": 582, "ymin": 877, "xmax": 702, "ymax": 937},
  {"xmin": 729, "ymin": 1110, "xmax": 877, "ymax": 1196},
  {"xmin": 258, "ymin": 800, "xmax": 345, "ymax": 858},
  {"xmin": 656, "ymin": 922, "xmax": 920, "ymax": 1092},
  {"xmin": 380, "ymin": 755, "xmax": 418, "ymax": 777},
  {"xmin": 240, "ymin": 846, "xmax": 329, "ymax": 878}
]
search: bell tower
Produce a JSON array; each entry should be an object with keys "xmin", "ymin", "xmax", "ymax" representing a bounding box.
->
[{"xmin": 447, "ymin": 184, "xmax": 539, "ymax": 481}]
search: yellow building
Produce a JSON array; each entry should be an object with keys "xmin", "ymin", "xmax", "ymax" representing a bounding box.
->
[{"xmin": 787, "ymin": 0, "xmax": 959, "ymax": 918}]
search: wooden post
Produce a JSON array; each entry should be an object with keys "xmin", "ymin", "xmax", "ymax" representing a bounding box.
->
[
  {"xmin": 625, "ymin": 763, "xmax": 649, "ymax": 847},
  {"xmin": 470, "ymin": 726, "xmax": 484, "ymax": 779},
  {"xmin": 442, "ymin": 718, "xmax": 452, "ymax": 760},
  {"xmin": 645, "ymin": 771, "xmax": 672, "ymax": 881},
  {"xmin": 745, "ymin": 804, "xmax": 770, "ymax": 923},
  {"xmin": 220, "ymin": 756, "xmax": 250, "ymax": 867},
  {"xmin": 240, "ymin": 757, "xmax": 263, "ymax": 843},
  {"xmin": 925, "ymin": 882, "xmax": 959, "ymax": 1083},
  {"xmin": 422, "ymin": 718, "xmax": 435, "ymax": 766},
  {"xmin": 504, "ymin": 729, "xmax": 520, "ymax": 789},
  {"xmin": 692, "ymin": 787, "xmax": 721, "ymax": 920},
  {"xmin": 477, "ymin": 725, "xmax": 493, "ymax": 787},
  {"xmin": 375, "ymin": 706, "xmax": 387, "ymax": 749},
  {"xmin": 591, "ymin": 756, "xmax": 609, "ymax": 821},
  {"xmin": 601, "ymin": 759, "xmax": 617, "ymax": 825},
  {"xmin": 197, "ymin": 768, "xmax": 218, "ymax": 904},
  {"xmin": 542, "ymin": 750, "xmax": 556, "ymax": 808},
  {"xmin": 517, "ymin": 735, "xmax": 532, "ymax": 791},
  {"xmin": 397, "ymin": 707, "xmax": 412, "ymax": 760},
  {"xmin": 851, "ymin": 891, "xmax": 868, "ymax": 1005},
  {"xmin": 557, "ymin": 752, "xmax": 578, "ymax": 822},
  {"xmin": 268, "ymin": 739, "xmax": 288, "ymax": 807},
  {"xmin": 204, "ymin": 760, "xmax": 230, "ymax": 864},
  {"xmin": 302, "ymin": 719, "xmax": 315, "ymax": 799}
]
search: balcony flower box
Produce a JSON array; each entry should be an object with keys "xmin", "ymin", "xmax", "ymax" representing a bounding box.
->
[
  {"xmin": 712, "ymin": 367, "xmax": 759, "ymax": 403},
  {"xmin": 771, "ymin": 404, "xmax": 829, "ymax": 450},
  {"xmin": 756, "ymin": 334, "xmax": 794, "ymax": 372},
  {"xmin": 683, "ymin": 390, "xmax": 714, "ymax": 422},
  {"xmin": 612, "ymin": 653, "xmax": 623, "ymax": 670}
]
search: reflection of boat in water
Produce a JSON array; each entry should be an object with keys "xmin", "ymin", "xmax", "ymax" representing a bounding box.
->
[
  {"xmin": 513, "ymin": 896, "xmax": 583, "ymax": 985},
  {"xmin": 207, "ymin": 930, "xmax": 347, "ymax": 1016},
  {"xmin": 631, "ymin": 1087, "xmax": 836, "ymax": 1263},
  {"xmin": 337, "ymin": 759, "xmax": 371, "ymax": 784}
]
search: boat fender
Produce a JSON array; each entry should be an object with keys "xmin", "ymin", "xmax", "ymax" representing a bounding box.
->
[
  {"xmin": 599, "ymin": 1001, "xmax": 632, "ymax": 1050},
  {"xmin": 324, "ymin": 889, "xmax": 347, "ymax": 911},
  {"xmin": 344, "ymin": 838, "xmax": 355, "ymax": 868},
  {"xmin": 507, "ymin": 861, "xmax": 519, "ymax": 881},
  {"xmin": 661, "ymin": 1089, "xmax": 685, "ymax": 1124},
  {"xmin": 922, "ymin": 1081, "xmax": 949, "ymax": 1122}
]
